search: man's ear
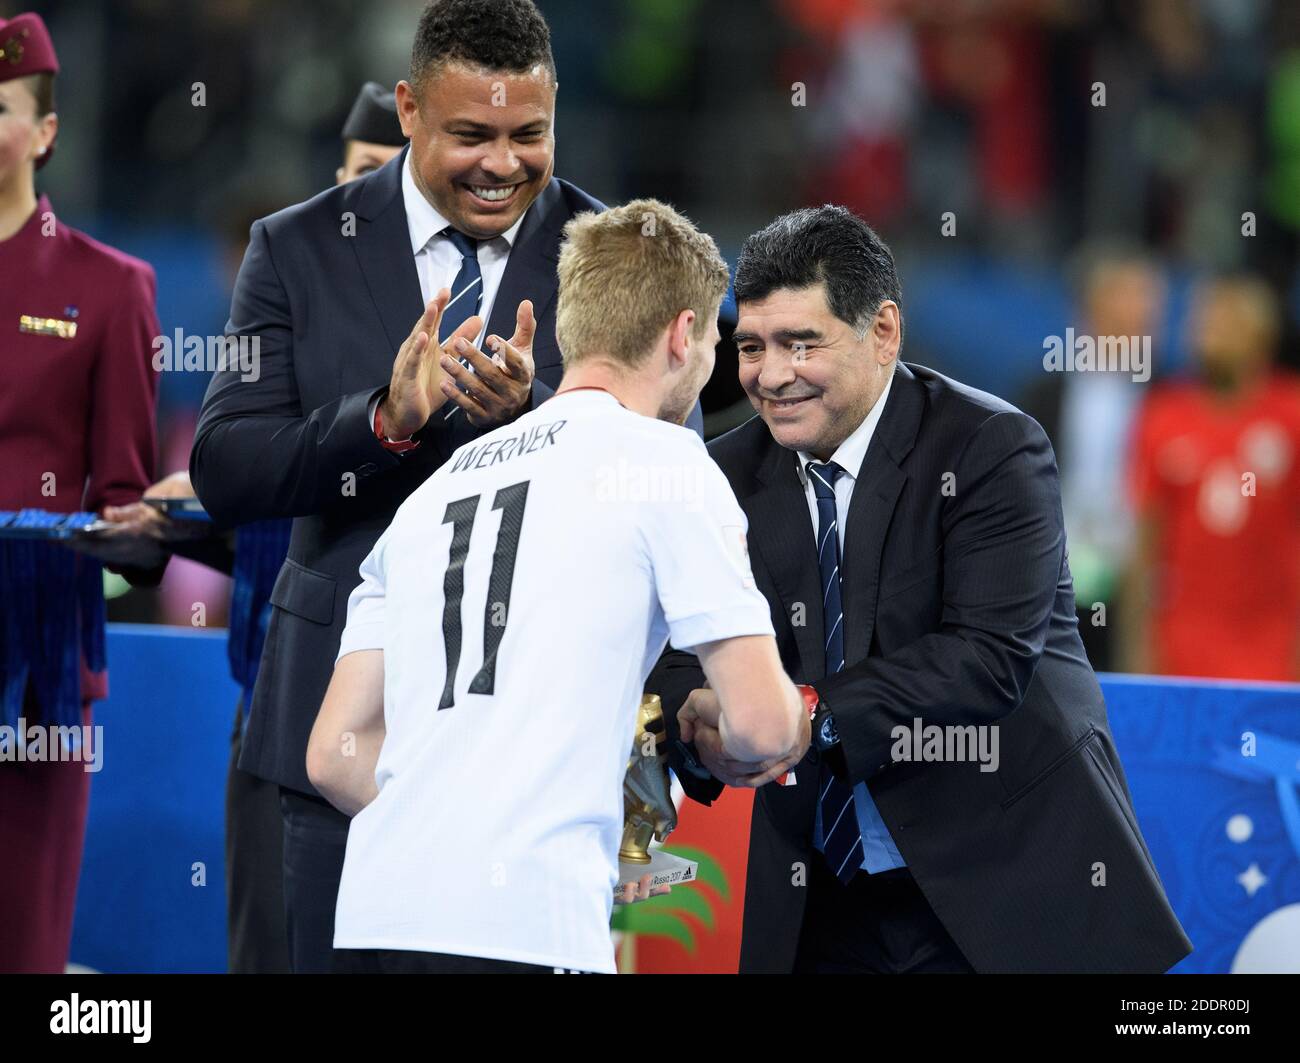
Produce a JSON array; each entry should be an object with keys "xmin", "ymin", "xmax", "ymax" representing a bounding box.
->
[
  {"xmin": 667, "ymin": 309, "xmax": 695, "ymax": 368},
  {"xmin": 872, "ymin": 301, "xmax": 902, "ymax": 364},
  {"xmin": 394, "ymin": 80, "xmax": 420, "ymax": 138}
]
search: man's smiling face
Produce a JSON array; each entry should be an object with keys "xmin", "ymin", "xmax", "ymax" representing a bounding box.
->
[
  {"xmin": 736, "ymin": 283, "xmax": 897, "ymax": 460},
  {"xmin": 397, "ymin": 60, "xmax": 556, "ymax": 240}
]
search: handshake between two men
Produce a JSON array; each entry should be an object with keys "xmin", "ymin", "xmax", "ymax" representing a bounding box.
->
[{"xmin": 677, "ymin": 684, "xmax": 812, "ymax": 790}]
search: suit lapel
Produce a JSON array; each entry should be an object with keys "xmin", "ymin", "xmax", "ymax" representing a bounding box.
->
[
  {"xmin": 746, "ymin": 440, "xmax": 826, "ymax": 683},
  {"xmin": 484, "ymin": 178, "xmax": 565, "ymax": 342},
  {"xmin": 840, "ymin": 363, "xmax": 924, "ymax": 665},
  {"xmin": 840, "ymin": 448, "xmax": 905, "ymax": 666},
  {"xmin": 351, "ymin": 147, "xmax": 424, "ymax": 364}
]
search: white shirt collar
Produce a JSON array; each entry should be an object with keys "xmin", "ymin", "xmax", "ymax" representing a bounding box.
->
[
  {"xmin": 401, "ymin": 150, "xmax": 526, "ymax": 255},
  {"xmin": 796, "ymin": 369, "xmax": 896, "ymax": 484}
]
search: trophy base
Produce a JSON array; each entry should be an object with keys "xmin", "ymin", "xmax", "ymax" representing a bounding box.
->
[{"xmin": 617, "ymin": 847, "xmax": 698, "ymax": 893}]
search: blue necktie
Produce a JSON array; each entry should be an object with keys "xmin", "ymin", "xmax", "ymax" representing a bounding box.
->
[
  {"xmin": 438, "ymin": 228, "xmax": 483, "ymax": 342},
  {"xmin": 807, "ymin": 460, "xmax": 865, "ymax": 884}
]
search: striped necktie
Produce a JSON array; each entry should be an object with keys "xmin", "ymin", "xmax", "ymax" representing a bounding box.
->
[
  {"xmin": 438, "ymin": 227, "xmax": 483, "ymax": 342},
  {"xmin": 807, "ymin": 460, "xmax": 865, "ymax": 884}
]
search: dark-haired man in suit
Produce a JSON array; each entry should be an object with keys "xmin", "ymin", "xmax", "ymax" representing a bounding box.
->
[
  {"xmin": 191, "ymin": 0, "xmax": 705, "ymax": 973},
  {"xmin": 655, "ymin": 206, "xmax": 1192, "ymax": 974}
]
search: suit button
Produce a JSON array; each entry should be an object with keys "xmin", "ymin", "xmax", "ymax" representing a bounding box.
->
[{"xmin": 356, "ymin": 462, "xmax": 378, "ymax": 477}]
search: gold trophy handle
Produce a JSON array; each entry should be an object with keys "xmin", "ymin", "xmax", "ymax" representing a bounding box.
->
[{"xmin": 620, "ymin": 694, "xmax": 676, "ymax": 864}]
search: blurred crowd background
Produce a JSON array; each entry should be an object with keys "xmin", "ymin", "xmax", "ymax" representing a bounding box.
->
[{"xmin": 11, "ymin": 0, "xmax": 1299, "ymax": 682}]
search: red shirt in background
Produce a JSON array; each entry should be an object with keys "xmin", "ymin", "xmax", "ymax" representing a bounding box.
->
[{"xmin": 1129, "ymin": 372, "xmax": 1300, "ymax": 682}]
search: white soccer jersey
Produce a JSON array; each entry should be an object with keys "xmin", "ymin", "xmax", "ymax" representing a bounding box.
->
[{"xmin": 331, "ymin": 389, "xmax": 774, "ymax": 972}]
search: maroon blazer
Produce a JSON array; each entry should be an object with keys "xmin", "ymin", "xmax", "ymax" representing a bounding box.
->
[
  {"xmin": 0, "ymin": 195, "xmax": 160, "ymax": 699},
  {"xmin": 0, "ymin": 195, "xmax": 159, "ymax": 513}
]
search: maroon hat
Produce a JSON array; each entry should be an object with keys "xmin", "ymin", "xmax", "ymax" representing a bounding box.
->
[{"xmin": 0, "ymin": 13, "xmax": 59, "ymax": 169}]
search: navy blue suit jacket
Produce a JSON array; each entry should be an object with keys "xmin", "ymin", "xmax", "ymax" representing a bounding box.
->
[{"xmin": 191, "ymin": 148, "xmax": 668, "ymax": 793}]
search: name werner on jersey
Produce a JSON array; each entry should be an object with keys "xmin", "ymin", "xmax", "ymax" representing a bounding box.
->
[{"xmin": 448, "ymin": 419, "xmax": 568, "ymax": 474}]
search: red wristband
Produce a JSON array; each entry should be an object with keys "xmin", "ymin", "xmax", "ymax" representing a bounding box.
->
[
  {"xmin": 374, "ymin": 404, "xmax": 419, "ymax": 453},
  {"xmin": 797, "ymin": 683, "xmax": 819, "ymax": 720}
]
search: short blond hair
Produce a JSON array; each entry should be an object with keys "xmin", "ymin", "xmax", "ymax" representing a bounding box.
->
[{"xmin": 556, "ymin": 199, "xmax": 730, "ymax": 369}]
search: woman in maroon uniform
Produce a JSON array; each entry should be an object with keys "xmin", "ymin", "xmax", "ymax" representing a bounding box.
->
[{"xmin": 0, "ymin": 12, "xmax": 160, "ymax": 972}]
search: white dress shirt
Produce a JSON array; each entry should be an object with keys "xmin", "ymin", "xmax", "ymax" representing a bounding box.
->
[
  {"xmin": 371, "ymin": 155, "xmax": 533, "ymax": 437},
  {"xmin": 795, "ymin": 371, "xmax": 895, "ymax": 553},
  {"xmin": 795, "ymin": 370, "xmax": 906, "ymax": 874},
  {"xmin": 401, "ymin": 151, "xmax": 527, "ymax": 350}
]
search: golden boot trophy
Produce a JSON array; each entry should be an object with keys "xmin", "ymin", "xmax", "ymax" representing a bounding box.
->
[{"xmin": 616, "ymin": 694, "xmax": 699, "ymax": 892}]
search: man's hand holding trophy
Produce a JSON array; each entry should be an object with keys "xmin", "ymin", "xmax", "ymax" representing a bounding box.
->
[{"xmin": 615, "ymin": 694, "xmax": 699, "ymax": 904}]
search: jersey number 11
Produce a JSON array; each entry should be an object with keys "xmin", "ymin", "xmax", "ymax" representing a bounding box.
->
[{"xmin": 438, "ymin": 480, "xmax": 530, "ymax": 709}]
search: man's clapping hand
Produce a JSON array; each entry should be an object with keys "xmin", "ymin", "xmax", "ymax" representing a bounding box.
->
[
  {"xmin": 378, "ymin": 288, "xmax": 486, "ymax": 440},
  {"xmin": 438, "ymin": 298, "xmax": 537, "ymax": 427}
]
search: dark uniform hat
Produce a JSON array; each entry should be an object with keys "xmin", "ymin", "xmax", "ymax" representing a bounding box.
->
[
  {"xmin": 341, "ymin": 81, "xmax": 406, "ymax": 147},
  {"xmin": 0, "ymin": 12, "xmax": 59, "ymax": 169}
]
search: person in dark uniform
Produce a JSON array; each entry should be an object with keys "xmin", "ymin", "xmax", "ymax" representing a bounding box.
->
[
  {"xmin": 110, "ymin": 81, "xmax": 408, "ymax": 973},
  {"xmin": 337, "ymin": 81, "xmax": 407, "ymax": 184},
  {"xmin": 0, "ymin": 12, "xmax": 161, "ymax": 973}
]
